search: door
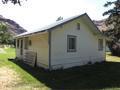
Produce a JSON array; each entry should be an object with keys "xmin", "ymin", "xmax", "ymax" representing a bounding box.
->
[{"xmin": 20, "ymin": 39, "xmax": 23, "ymax": 55}]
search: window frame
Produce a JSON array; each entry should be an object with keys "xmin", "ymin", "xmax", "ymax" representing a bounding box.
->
[{"xmin": 67, "ymin": 35, "xmax": 77, "ymax": 52}]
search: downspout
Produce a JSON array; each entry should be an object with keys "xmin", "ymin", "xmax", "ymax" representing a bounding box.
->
[{"xmin": 48, "ymin": 31, "xmax": 52, "ymax": 70}]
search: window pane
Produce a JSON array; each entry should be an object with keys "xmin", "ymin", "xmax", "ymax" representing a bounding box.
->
[
  {"xmin": 69, "ymin": 38, "xmax": 75, "ymax": 49},
  {"xmin": 67, "ymin": 35, "xmax": 76, "ymax": 52}
]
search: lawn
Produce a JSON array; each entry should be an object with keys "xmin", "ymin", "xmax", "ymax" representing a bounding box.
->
[
  {"xmin": 106, "ymin": 52, "xmax": 120, "ymax": 62},
  {"xmin": 0, "ymin": 48, "xmax": 50, "ymax": 90},
  {"xmin": 0, "ymin": 48, "xmax": 120, "ymax": 90}
]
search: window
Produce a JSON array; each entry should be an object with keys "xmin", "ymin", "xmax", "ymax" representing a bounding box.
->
[
  {"xmin": 77, "ymin": 23, "xmax": 80, "ymax": 30},
  {"xmin": 98, "ymin": 39, "xmax": 103, "ymax": 51},
  {"xmin": 67, "ymin": 35, "xmax": 77, "ymax": 52},
  {"xmin": 24, "ymin": 37, "xmax": 29, "ymax": 49},
  {"xmin": 17, "ymin": 39, "xmax": 19, "ymax": 48}
]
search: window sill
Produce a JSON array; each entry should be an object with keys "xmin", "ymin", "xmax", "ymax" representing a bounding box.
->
[{"xmin": 67, "ymin": 49, "xmax": 76, "ymax": 52}]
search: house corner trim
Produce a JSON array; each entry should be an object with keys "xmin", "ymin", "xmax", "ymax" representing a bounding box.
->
[{"xmin": 48, "ymin": 31, "xmax": 52, "ymax": 70}]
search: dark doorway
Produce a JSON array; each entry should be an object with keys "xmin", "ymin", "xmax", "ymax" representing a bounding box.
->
[{"xmin": 20, "ymin": 39, "xmax": 23, "ymax": 55}]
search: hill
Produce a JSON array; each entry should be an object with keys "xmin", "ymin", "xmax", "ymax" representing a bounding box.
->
[{"xmin": 0, "ymin": 15, "xmax": 26, "ymax": 35}]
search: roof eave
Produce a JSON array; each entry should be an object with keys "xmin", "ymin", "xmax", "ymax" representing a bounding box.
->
[{"xmin": 15, "ymin": 30, "xmax": 48, "ymax": 38}]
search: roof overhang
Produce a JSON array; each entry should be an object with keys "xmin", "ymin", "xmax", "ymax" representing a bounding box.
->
[{"xmin": 15, "ymin": 30, "xmax": 48, "ymax": 39}]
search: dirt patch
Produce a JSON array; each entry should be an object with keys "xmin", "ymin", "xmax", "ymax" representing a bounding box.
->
[{"xmin": 0, "ymin": 67, "xmax": 21, "ymax": 90}]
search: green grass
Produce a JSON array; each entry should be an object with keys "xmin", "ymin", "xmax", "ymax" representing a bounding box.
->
[
  {"xmin": 0, "ymin": 48, "xmax": 16, "ymax": 67},
  {"xmin": 106, "ymin": 52, "xmax": 120, "ymax": 62},
  {"xmin": 0, "ymin": 48, "xmax": 120, "ymax": 90}
]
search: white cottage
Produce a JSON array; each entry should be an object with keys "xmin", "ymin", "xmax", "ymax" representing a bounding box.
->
[{"xmin": 15, "ymin": 13, "xmax": 106, "ymax": 70}]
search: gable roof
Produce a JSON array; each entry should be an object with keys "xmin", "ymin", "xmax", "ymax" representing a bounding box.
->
[{"xmin": 16, "ymin": 13, "xmax": 102, "ymax": 38}]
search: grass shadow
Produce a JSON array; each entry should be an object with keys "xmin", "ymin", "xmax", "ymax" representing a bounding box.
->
[{"xmin": 11, "ymin": 60, "xmax": 120, "ymax": 89}]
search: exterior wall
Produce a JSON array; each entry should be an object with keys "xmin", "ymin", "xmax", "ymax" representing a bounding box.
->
[
  {"xmin": 16, "ymin": 33, "xmax": 49, "ymax": 69},
  {"xmin": 51, "ymin": 18, "xmax": 106, "ymax": 69}
]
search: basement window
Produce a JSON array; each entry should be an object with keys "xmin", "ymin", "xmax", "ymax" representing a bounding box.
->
[
  {"xmin": 67, "ymin": 35, "xmax": 77, "ymax": 52},
  {"xmin": 98, "ymin": 39, "xmax": 103, "ymax": 51}
]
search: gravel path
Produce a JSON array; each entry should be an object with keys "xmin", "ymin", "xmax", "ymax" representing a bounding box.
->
[{"xmin": 0, "ymin": 67, "xmax": 20, "ymax": 90}]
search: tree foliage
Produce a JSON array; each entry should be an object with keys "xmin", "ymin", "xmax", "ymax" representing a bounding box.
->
[
  {"xmin": 0, "ymin": 23, "xmax": 14, "ymax": 45},
  {"xmin": 103, "ymin": 0, "xmax": 120, "ymax": 56},
  {"xmin": 2, "ymin": 0, "xmax": 26, "ymax": 5}
]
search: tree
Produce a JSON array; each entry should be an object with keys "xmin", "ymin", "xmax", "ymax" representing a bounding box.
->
[
  {"xmin": 0, "ymin": 22, "xmax": 13, "ymax": 45},
  {"xmin": 2, "ymin": 0, "xmax": 26, "ymax": 5},
  {"xmin": 103, "ymin": 0, "xmax": 120, "ymax": 56}
]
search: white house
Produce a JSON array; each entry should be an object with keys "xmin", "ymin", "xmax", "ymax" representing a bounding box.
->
[{"xmin": 15, "ymin": 13, "xmax": 106, "ymax": 70}]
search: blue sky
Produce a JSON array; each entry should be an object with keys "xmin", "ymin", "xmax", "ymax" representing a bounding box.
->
[{"xmin": 0, "ymin": 0, "xmax": 114, "ymax": 31}]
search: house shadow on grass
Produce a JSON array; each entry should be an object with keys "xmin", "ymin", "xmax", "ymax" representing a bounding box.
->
[{"xmin": 10, "ymin": 60, "xmax": 120, "ymax": 90}]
